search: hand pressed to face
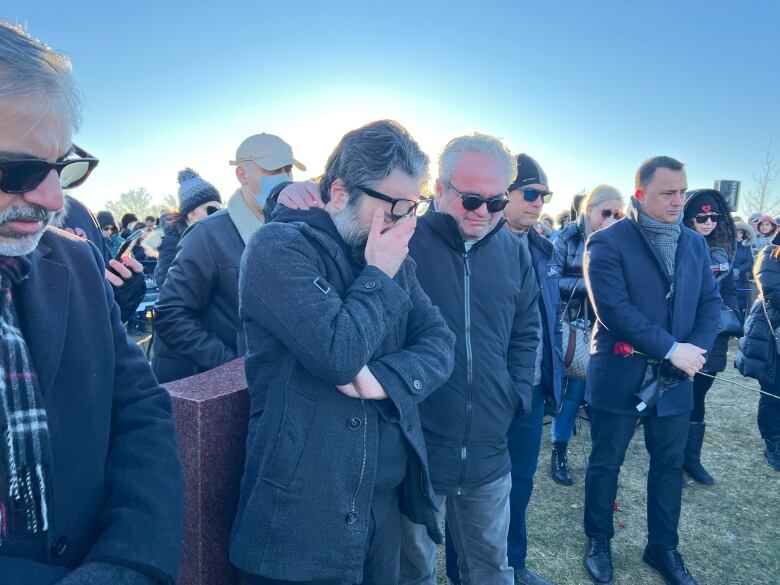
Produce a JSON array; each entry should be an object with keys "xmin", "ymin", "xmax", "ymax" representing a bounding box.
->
[
  {"xmin": 435, "ymin": 151, "xmax": 508, "ymax": 240},
  {"xmin": 635, "ymin": 167, "xmax": 687, "ymax": 224},
  {"xmin": 0, "ymin": 97, "xmax": 71, "ymax": 255}
]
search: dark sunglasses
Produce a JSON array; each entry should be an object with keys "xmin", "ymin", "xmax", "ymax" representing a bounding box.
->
[
  {"xmin": 448, "ymin": 183, "xmax": 509, "ymax": 213},
  {"xmin": 521, "ymin": 188, "xmax": 553, "ymax": 204},
  {"xmin": 356, "ymin": 185, "xmax": 431, "ymax": 219},
  {"xmin": 0, "ymin": 145, "xmax": 99, "ymax": 194},
  {"xmin": 601, "ymin": 209, "xmax": 625, "ymax": 220},
  {"xmin": 694, "ymin": 213, "xmax": 721, "ymax": 224},
  {"xmin": 206, "ymin": 205, "xmax": 221, "ymax": 216},
  {"xmin": 101, "ymin": 225, "xmax": 116, "ymax": 232}
]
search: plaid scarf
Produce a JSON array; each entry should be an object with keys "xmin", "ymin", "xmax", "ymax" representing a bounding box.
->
[
  {"xmin": 628, "ymin": 197, "xmax": 681, "ymax": 277},
  {"xmin": 0, "ymin": 255, "xmax": 51, "ymax": 543}
]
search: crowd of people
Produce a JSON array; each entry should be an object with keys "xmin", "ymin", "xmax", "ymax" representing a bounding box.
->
[{"xmin": 0, "ymin": 18, "xmax": 778, "ymax": 585}]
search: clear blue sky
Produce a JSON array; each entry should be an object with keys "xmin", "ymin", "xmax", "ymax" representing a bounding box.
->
[{"xmin": 6, "ymin": 0, "xmax": 779, "ymax": 217}]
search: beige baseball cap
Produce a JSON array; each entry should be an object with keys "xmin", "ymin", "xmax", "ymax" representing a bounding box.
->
[{"xmin": 229, "ymin": 133, "xmax": 306, "ymax": 171}]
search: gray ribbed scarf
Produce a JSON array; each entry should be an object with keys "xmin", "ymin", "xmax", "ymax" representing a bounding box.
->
[{"xmin": 627, "ymin": 197, "xmax": 681, "ymax": 277}]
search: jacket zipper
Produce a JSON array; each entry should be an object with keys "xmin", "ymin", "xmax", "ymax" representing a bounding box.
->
[{"xmin": 456, "ymin": 252, "xmax": 474, "ymax": 495}]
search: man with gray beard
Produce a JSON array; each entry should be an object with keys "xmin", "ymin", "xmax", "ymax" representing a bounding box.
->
[
  {"xmin": 0, "ymin": 19, "xmax": 182, "ymax": 584},
  {"xmin": 231, "ymin": 120, "xmax": 455, "ymax": 584}
]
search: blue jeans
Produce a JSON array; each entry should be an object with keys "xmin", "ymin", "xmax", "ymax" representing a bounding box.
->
[
  {"xmin": 400, "ymin": 473, "xmax": 513, "ymax": 585},
  {"xmin": 551, "ymin": 377, "xmax": 586, "ymax": 443},
  {"xmin": 446, "ymin": 386, "xmax": 546, "ymax": 580}
]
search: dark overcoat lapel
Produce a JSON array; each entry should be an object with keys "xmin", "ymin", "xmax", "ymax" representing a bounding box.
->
[{"xmin": 17, "ymin": 241, "xmax": 70, "ymax": 394}]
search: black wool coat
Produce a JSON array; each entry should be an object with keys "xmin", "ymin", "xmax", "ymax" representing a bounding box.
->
[
  {"xmin": 230, "ymin": 209, "xmax": 455, "ymax": 584},
  {"xmin": 0, "ymin": 229, "xmax": 182, "ymax": 584}
]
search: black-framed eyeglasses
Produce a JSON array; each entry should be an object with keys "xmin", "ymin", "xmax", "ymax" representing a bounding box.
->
[
  {"xmin": 356, "ymin": 185, "xmax": 431, "ymax": 219},
  {"xmin": 0, "ymin": 145, "xmax": 99, "ymax": 194},
  {"xmin": 694, "ymin": 213, "xmax": 721, "ymax": 224},
  {"xmin": 601, "ymin": 209, "xmax": 625, "ymax": 220},
  {"xmin": 448, "ymin": 183, "xmax": 509, "ymax": 212},
  {"xmin": 521, "ymin": 187, "xmax": 553, "ymax": 204}
]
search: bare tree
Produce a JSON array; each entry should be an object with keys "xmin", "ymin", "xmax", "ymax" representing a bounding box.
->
[{"xmin": 743, "ymin": 142, "xmax": 779, "ymax": 216}]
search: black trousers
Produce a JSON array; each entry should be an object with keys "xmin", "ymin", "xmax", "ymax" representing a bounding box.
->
[
  {"xmin": 240, "ymin": 489, "xmax": 401, "ymax": 585},
  {"xmin": 584, "ymin": 408, "xmax": 689, "ymax": 549},
  {"xmin": 691, "ymin": 374, "xmax": 715, "ymax": 423},
  {"xmin": 758, "ymin": 384, "xmax": 780, "ymax": 440}
]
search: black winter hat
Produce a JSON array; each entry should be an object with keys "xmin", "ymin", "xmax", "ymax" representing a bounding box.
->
[
  {"xmin": 508, "ymin": 153, "xmax": 548, "ymax": 192},
  {"xmin": 96, "ymin": 210, "xmax": 116, "ymax": 229},
  {"xmin": 177, "ymin": 168, "xmax": 222, "ymax": 217},
  {"xmin": 683, "ymin": 189, "xmax": 722, "ymax": 222}
]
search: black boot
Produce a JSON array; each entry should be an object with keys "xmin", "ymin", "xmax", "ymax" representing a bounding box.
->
[
  {"xmin": 551, "ymin": 442, "xmax": 573, "ymax": 485},
  {"xmin": 765, "ymin": 436, "xmax": 780, "ymax": 471},
  {"xmin": 584, "ymin": 538, "xmax": 613, "ymax": 584},
  {"xmin": 683, "ymin": 422, "xmax": 714, "ymax": 485},
  {"xmin": 642, "ymin": 545, "xmax": 698, "ymax": 584}
]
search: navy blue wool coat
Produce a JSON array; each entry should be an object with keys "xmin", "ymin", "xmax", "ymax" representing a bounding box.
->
[
  {"xmin": 583, "ymin": 218, "xmax": 721, "ymax": 416},
  {"xmin": 0, "ymin": 229, "xmax": 183, "ymax": 584}
]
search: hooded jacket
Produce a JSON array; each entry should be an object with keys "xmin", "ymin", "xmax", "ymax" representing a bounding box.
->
[
  {"xmin": 230, "ymin": 208, "xmax": 455, "ymax": 583},
  {"xmin": 733, "ymin": 220, "xmax": 756, "ymax": 289},
  {"xmin": 682, "ymin": 189, "xmax": 740, "ymax": 372},
  {"xmin": 409, "ymin": 210, "xmax": 540, "ymax": 495},
  {"xmin": 736, "ymin": 239, "xmax": 780, "ymax": 388}
]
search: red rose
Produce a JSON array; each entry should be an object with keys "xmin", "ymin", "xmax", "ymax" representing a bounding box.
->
[{"xmin": 613, "ymin": 342, "xmax": 634, "ymax": 357}]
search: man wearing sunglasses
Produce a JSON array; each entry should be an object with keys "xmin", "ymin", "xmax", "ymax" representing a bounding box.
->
[
  {"xmin": 582, "ymin": 156, "xmax": 720, "ymax": 585},
  {"xmin": 0, "ymin": 19, "xmax": 183, "ymax": 585},
  {"xmin": 444, "ymin": 154, "xmax": 562, "ymax": 585},
  {"xmin": 272, "ymin": 133, "xmax": 540, "ymax": 585}
]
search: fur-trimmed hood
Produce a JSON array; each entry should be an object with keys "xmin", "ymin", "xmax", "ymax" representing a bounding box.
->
[
  {"xmin": 683, "ymin": 189, "xmax": 737, "ymax": 261},
  {"xmin": 734, "ymin": 220, "xmax": 756, "ymax": 246}
]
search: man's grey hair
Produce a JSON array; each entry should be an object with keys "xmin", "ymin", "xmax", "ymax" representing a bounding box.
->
[
  {"xmin": 0, "ymin": 19, "xmax": 82, "ymax": 129},
  {"xmin": 320, "ymin": 119, "xmax": 429, "ymax": 204},
  {"xmin": 437, "ymin": 133, "xmax": 516, "ymax": 190}
]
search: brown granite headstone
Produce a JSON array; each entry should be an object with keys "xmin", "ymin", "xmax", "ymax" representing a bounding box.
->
[{"xmin": 164, "ymin": 358, "xmax": 249, "ymax": 585}]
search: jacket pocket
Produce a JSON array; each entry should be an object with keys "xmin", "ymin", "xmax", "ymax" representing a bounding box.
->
[{"xmin": 261, "ymin": 388, "xmax": 317, "ymax": 490}]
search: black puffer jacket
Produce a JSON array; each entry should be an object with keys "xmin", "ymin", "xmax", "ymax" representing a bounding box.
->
[
  {"xmin": 736, "ymin": 243, "xmax": 780, "ymax": 388},
  {"xmin": 409, "ymin": 211, "xmax": 540, "ymax": 495},
  {"xmin": 552, "ymin": 217, "xmax": 589, "ymax": 320}
]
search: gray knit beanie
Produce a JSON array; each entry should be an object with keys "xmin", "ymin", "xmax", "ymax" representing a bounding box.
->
[{"xmin": 177, "ymin": 168, "xmax": 221, "ymax": 217}]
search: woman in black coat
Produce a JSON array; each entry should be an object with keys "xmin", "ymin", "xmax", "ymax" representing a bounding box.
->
[
  {"xmin": 681, "ymin": 189, "xmax": 741, "ymax": 484},
  {"xmin": 735, "ymin": 239, "xmax": 780, "ymax": 471}
]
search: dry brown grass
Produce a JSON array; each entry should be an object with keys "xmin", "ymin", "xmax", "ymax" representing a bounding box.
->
[{"xmin": 437, "ymin": 345, "xmax": 780, "ymax": 584}]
